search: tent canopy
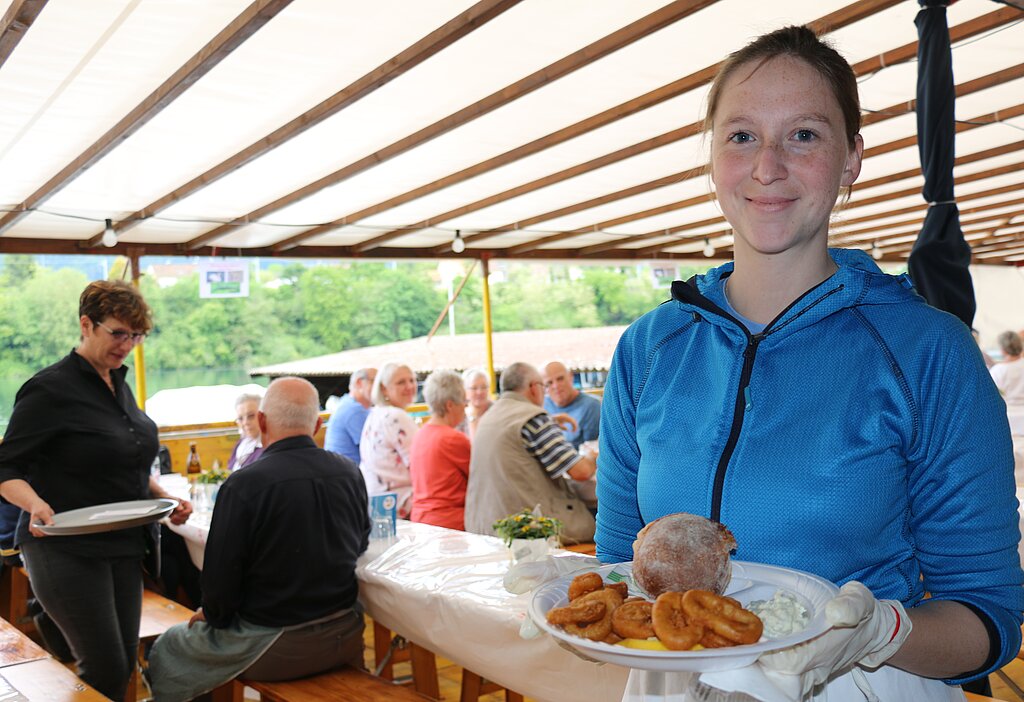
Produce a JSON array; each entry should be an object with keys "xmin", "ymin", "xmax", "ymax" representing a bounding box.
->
[{"xmin": 1, "ymin": 0, "xmax": 1023, "ymax": 263}]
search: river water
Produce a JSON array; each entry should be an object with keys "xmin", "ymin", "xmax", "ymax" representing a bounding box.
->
[{"xmin": 0, "ymin": 367, "xmax": 266, "ymax": 434}]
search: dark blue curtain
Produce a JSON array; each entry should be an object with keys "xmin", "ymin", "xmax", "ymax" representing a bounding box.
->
[{"xmin": 906, "ymin": 0, "xmax": 976, "ymax": 328}]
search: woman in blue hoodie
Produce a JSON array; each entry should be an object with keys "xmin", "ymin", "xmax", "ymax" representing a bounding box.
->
[{"xmin": 596, "ymin": 25, "xmax": 1022, "ymax": 700}]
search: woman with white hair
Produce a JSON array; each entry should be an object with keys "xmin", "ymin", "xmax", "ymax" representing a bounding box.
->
[
  {"xmin": 410, "ymin": 370, "xmax": 472, "ymax": 530},
  {"xmin": 991, "ymin": 331, "xmax": 1024, "ymax": 439},
  {"xmin": 459, "ymin": 367, "xmax": 493, "ymax": 441},
  {"xmin": 359, "ymin": 362, "xmax": 418, "ymax": 518},
  {"xmin": 227, "ymin": 392, "xmax": 263, "ymax": 470}
]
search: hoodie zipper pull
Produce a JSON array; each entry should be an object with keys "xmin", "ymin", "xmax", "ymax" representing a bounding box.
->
[{"xmin": 741, "ymin": 334, "xmax": 762, "ymax": 411}]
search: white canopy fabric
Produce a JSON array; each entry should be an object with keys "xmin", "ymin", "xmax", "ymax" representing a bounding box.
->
[{"xmin": 0, "ymin": 0, "xmax": 1022, "ymax": 263}]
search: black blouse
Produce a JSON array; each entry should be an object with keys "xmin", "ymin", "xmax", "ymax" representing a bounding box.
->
[{"xmin": 0, "ymin": 350, "xmax": 159, "ymax": 557}]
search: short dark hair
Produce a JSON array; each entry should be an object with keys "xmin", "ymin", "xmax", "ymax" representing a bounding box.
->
[{"xmin": 79, "ymin": 280, "xmax": 153, "ymax": 333}]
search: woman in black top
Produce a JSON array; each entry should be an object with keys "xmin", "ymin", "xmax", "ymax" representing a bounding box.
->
[{"xmin": 0, "ymin": 280, "xmax": 191, "ymax": 701}]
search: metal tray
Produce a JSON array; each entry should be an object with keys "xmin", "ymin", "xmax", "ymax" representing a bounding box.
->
[{"xmin": 34, "ymin": 498, "xmax": 177, "ymax": 536}]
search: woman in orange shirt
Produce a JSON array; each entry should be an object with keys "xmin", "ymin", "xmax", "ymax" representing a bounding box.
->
[{"xmin": 410, "ymin": 370, "xmax": 472, "ymax": 530}]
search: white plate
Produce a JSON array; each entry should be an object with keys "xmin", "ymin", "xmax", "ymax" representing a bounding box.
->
[
  {"xmin": 34, "ymin": 498, "xmax": 178, "ymax": 536},
  {"xmin": 530, "ymin": 560, "xmax": 838, "ymax": 672}
]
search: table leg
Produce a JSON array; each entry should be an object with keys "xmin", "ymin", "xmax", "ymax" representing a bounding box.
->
[{"xmin": 410, "ymin": 642, "xmax": 440, "ymax": 700}]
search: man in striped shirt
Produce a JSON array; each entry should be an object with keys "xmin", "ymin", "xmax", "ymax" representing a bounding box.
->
[{"xmin": 465, "ymin": 362, "xmax": 598, "ymax": 544}]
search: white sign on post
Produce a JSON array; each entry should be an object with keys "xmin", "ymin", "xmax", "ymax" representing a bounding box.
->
[{"xmin": 199, "ymin": 260, "xmax": 249, "ymax": 298}]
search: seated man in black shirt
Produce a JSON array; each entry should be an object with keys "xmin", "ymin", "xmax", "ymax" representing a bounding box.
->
[{"xmin": 147, "ymin": 377, "xmax": 371, "ymax": 698}]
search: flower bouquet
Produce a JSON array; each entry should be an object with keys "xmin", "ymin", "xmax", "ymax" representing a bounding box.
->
[
  {"xmin": 193, "ymin": 468, "xmax": 230, "ymax": 510},
  {"xmin": 493, "ymin": 507, "xmax": 562, "ymax": 563}
]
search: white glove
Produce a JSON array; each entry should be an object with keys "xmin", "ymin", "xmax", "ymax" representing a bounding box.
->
[{"xmin": 759, "ymin": 581, "xmax": 912, "ymax": 699}]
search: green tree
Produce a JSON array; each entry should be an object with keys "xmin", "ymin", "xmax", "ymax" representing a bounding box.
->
[
  {"xmin": 0, "ymin": 255, "xmax": 37, "ymax": 287},
  {"xmin": 582, "ymin": 267, "xmax": 667, "ymax": 324},
  {"xmin": 0, "ymin": 267, "xmax": 85, "ymax": 376}
]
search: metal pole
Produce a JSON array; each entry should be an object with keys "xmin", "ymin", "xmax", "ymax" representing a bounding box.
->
[
  {"xmin": 128, "ymin": 250, "xmax": 147, "ymax": 411},
  {"xmin": 481, "ymin": 255, "xmax": 495, "ymax": 395}
]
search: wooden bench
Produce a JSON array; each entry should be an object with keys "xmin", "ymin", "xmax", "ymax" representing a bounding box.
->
[
  {"xmin": 964, "ymin": 693, "xmax": 1011, "ymax": 702},
  {"xmin": 0, "ymin": 566, "xmax": 34, "ymax": 635},
  {"xmin": 126, "ymin": 589, "xmax": 196, "ymax": 702},
  {"xmin": 211, "ymin": 666, "xmax": 433, "ymax": 702}
]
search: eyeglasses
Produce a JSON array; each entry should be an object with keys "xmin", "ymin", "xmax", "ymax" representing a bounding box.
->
[{"xmin": 95, "ymin": 321, "xmax": 146, "ymax": 344}]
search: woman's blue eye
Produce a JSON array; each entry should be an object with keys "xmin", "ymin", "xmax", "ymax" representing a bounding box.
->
[
  {"xmin": 795, "ymin": 129, "xmax": 816, "ymax": 141},
  {"xmin": 729, "ymin": 132, "xmax": 752, "ymax": 143}
]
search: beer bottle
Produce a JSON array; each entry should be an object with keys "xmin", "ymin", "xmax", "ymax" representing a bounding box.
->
[{"xmin": 186, "ymin": 442, "xmax": 202, "ymax": 476}]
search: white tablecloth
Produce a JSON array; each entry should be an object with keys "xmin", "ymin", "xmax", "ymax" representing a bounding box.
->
[
  {"xmin": 358, "ymin": 522, "xmax": 629, "ymax": 702},
  {"xmin": 164, "ymin": 509, "xmax": 630, "ymax": 702}
]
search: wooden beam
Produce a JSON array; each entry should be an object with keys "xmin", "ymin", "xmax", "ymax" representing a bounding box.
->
[
  {"xmin": 186, "ymin": 0, "xmax": 723, "ymax": 251},
  {"xmin": 95, "ymin": 0, "xmax": 522, "ymax": 248},
  {"xmin": 274, "ymin": 67, "xmax": 719, "ymax": 252},
  {"xmin": 595, "ymin": 161, "xmax": 1024, "ymax": 259},
  {"xmin": 0, "ymin": 0, "xmax": 48, "ymax": 69},
  {"xmin": 832, "ymin": 187, "xmax": 1024, "ymax": 245},
  {"xmin": 345, "ymin": 0, "xmax": 907, "ymax": 255},
  {"xmin": 0, "ymin": 0, "xmax": 295, "ymax": 238},
  {"xmin": 449, "ymin": 11, "xmax": 1024, "ymax": 258}
]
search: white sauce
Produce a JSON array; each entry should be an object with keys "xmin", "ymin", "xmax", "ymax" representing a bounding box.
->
[{"xmin": 747, "ymin": 590, "xmax": 809, "ymax": 639}]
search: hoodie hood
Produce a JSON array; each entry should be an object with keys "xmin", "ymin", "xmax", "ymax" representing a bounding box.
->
[{"xmin": 670, "ymin": 248, "xmax": 923, "ymax": 338}]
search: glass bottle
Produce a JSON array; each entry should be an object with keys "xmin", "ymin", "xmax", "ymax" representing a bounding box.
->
[{"xmin": 186, "ymin": 442, "xmax": 202, "ymax": 476}]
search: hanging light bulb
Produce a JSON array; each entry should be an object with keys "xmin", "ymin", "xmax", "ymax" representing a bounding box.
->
[
  {"xmin": 702, "ymin": 238, "xmax": 715, "ymax": 257},
  {"xmin": 451, "ymin": 229, "xmax": 466, "ymax": 254},
  {"xmin": 871, "ymin": 241, "xmax": 883, "ymax": 260},
  {"xmin": 102, "ymin": 219, "xmax": 117, "ymax": 248}
]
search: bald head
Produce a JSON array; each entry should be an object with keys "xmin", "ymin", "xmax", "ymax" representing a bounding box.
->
[
  {"xmin": 259, "ymin": 376, "xmax": 322, "ymax": 445},
  {"xmin": 543, "ymin": 361, "xmax": 578, "ymax": 408}
]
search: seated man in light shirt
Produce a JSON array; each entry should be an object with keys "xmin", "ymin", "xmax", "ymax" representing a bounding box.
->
[
  {"xmin": 465, "ymin": 362, "xmax": 597, "ymax": 544},
  {"xmin": 324, "ymin": 367, "xmax": 376, "ymax": 464},
  {"xmin": 542, "ymin": 361, "xmax": 601, "ymax": 450}
]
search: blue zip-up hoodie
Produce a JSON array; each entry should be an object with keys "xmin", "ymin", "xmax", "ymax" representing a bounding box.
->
[{"xmin": 596, "ymin": 248, "xmax": 1024, "ymax": 682}]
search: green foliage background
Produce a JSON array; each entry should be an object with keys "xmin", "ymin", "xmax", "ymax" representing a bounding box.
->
[{"xmin": 0, "ymin": 256, "xmax": 710, "ymax": 378}]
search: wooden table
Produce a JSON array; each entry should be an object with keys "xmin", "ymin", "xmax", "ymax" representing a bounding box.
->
[
  {"xmin": 0, "ymin": 615, "xmax": 47, "ymax": 668},
  {"xmin": 0, "ymin": 658, "xmax": 108, "ymax": 701}
]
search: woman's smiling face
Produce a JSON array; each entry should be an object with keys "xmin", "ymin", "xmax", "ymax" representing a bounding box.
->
[{"xmin": 710, "ymin": 55, "xmax": 862, "ymax": 263}]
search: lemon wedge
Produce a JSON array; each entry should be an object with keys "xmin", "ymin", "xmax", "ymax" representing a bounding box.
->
[
  {"xmin": 616, "ymin": 638, "xmax": 669, "ymax": 650},
  {"xmin": 615, "ymin": 639, "xmax": 706, "ymax": 651}
]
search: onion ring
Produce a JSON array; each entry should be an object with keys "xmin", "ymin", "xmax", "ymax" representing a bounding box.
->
[
  {"xmin": 682, "ymin": 590, "xmax": 763, "ymax": 645},
  {"xmin": 568, "ymin": 572, "xmax": 604, "ymax": 601},
  {"xmin": 651, "ymin": 592, "xmax": 704, "ymax": 650},
  {"xmin": 561, "ymin": 588, "xmax": 623, "ymax": 640},
  {"xmin": 546, "ymin": 599, "xmax": 606, "ymax": 627},
  {"xmin": 612, "ymin": 600, "xmax": 655, "ymax": 640},
  {"xmin": 606, "ymin": 581, "xmax": 629, "ymax": 599}
]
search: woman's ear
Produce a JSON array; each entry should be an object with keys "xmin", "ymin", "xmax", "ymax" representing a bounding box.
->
[{"xmin": 841, "ymin": 133, "xmax": 864, "ymax": 187}]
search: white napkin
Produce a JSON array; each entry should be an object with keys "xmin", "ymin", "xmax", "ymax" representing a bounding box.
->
[
  {"xmin": 620, "ymin": 668, "xmax": 799, "ymax": 702},
  {"xmin": 88, "ymin": 505, "xmax": 159, "ymax": 520},
  {"xmin": 698, "ymin": 665, "xmax": 800, "ymax": 702}
]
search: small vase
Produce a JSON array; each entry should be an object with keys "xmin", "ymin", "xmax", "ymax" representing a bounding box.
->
[{"xmin": 508, "ymin": 537, "xmax": 556, "ymax": 564}]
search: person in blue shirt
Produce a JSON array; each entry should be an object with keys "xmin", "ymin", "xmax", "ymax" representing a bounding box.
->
[
  {"xmin": 542, "ymin": 361, "xmax": 600, "ymax": 450},
  {"xmin": 597, "ymin": 25, "xmax": 1022, "ymax": 700},
  {"xmin": 323, "ymin": 367, "xmax": 376, "ymax": 464}
]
